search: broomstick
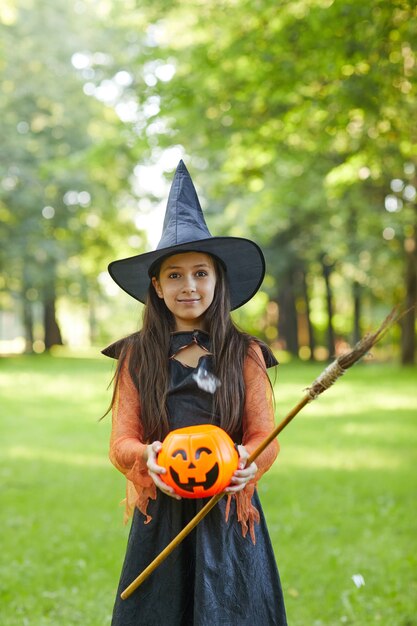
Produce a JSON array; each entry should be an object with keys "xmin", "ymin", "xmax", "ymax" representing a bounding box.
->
[{"xmin": 121, "ymin": 306, "xmax": 402, "ymax": 600}]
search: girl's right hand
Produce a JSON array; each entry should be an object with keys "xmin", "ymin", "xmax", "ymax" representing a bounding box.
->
[{"xmin": 144, "ymin": 441, "xmax": 182, "ymax": 500}]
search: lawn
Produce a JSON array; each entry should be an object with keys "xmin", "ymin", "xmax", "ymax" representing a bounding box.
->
[{"xmin": 0, "ymin": 353, "xmax": 416, "ymax": 625}]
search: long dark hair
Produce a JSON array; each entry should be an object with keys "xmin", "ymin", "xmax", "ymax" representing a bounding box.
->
[{"xmin": 109, "ymin": 255, "xmax": 269, "ymax": 442}]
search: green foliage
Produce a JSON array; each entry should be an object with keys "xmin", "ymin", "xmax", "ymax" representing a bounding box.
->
[
  {"xmin": 1, "ymin": 0, "xmax": 416, "ymax": 357},
  {"xmin": 123, "ymin": 0, "xmax": 417, "ymax": 355},
  {"xmin": 0, "ymin": 353, "xmax": 416, "ymax": 624},
  {"xmin": 0, "ymin": 0, "xmax": 149, "ymax": 328}
]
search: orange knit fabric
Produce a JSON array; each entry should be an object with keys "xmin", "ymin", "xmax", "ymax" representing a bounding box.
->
[{"xmin": 109, "ymin": 342, "xmax": 279, "ymax": 540}]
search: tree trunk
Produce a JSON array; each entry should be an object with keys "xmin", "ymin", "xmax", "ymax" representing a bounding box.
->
[
  {"xmin": 43, "ymin": 293, "xmax": 63, "ymax": 350},
  {"xmin": 301, "ymin": 270, "xmax": 315, "ymax": 360},
  {"xmin": 21, "ymin": 264, "xmax": 35, "ymax": 353},
  {"xmin": 22, "ymin": 297, "xmax": 34, "ymax": 353},
  {"xmin": 277, "ymin": 274, "xmax": 299, "ymax": 356},
  {"xmin": 401, "ymin": 241, "xmax": 417, "ymax": 365},
  {"xmin": 321, "ymin": 258, "xmax": 336, "ymax": 358},
  {"xmin": 352, "ymin": 281, "xmax": 361, "ymax": 345}
]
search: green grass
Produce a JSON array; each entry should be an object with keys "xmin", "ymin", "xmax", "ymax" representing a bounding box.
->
[{"xmin": 0, "ymin": 354, "xmax": 416, "ymax": 625}]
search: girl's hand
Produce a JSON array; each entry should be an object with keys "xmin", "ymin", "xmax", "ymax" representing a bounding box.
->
[
  {"xmin": 225, "ymin": 445, "xmax": 257, "ymax": 494},
  {"xmin": 144, "ymin": 441, "xmax": 182, "ymax": 500}
]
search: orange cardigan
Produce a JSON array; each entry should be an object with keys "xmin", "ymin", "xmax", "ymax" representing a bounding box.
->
[{"xmin": 109, "ymin": 342, "xmax": 279, "ymax": 543}]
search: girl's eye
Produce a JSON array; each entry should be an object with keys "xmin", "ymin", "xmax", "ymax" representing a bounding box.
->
[
  {"xmin": 196, "ymin": 271, "xmax": 208, "ymax": 277},
  {"xmin": 168, "ymin": 273, "xmax": 181, "ymax": 279}
]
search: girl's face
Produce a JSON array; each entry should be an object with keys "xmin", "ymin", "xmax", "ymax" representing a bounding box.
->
[{"xmin": 152, "ymin": 251, "xmax": 217, "ymax": 331}]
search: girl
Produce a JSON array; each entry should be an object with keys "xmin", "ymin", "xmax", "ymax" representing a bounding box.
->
[{"xmin": 103, "ymin": 161, "xmax": 287, "ymax": 625}]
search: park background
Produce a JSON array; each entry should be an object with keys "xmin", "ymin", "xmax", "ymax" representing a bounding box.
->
[{"xmin": 0, "ymin": 0, "xmax": 416, "ymax": 624}]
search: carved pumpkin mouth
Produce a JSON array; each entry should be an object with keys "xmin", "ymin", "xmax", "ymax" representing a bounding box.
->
[{"xmin": 169, "ymin": 462, "xmax": 219, "ymax": 493}]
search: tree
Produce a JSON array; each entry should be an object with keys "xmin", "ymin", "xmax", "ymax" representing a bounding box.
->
[
  {"xmin": 113, "ymin": 0, "xmax": 417, "ymax": 361},
  {"xmin": 0, "ymin": 0, "xmax": 147, "ymax": 350},
  {"xmin": 2, "ymin": 0, "xmax": 415, "ymax": 359}
]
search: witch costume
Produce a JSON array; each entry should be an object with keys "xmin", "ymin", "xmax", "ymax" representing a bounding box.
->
[{"xmin": 103, "ymin": 161, "xmax": 287, "ymax": 625}]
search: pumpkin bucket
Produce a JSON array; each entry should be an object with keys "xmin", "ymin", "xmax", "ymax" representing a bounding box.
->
[{"xmin": 158, "ymin": 424, "xmax": 238, "ymax": 498}]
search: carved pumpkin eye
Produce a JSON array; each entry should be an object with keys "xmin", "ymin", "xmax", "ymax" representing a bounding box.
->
[
  {"xmin": 172, "ymin": 449, "xmax": 187, "ymax": 460},
  {"xmin": 157, "ymin": 425, "xmax": 239, "ymax": 499},
  {"xmin": 195, "ymin": 447, "xmax": 212, "ymax": 459}
]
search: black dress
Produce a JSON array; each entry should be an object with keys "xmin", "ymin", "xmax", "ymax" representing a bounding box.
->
[{"xmin": 110, "ymin": 330, "xmax": 287, "ymax": 626}]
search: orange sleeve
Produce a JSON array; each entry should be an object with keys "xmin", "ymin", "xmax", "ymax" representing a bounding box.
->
[
  {"xmin": 241, "ymin": 342, "xmax": 279, "ymax": 481},
  {"xmin": 225, "ymin": 341, "xmax": 279, "ymax": 543},
  {"xmin": 109, "ymin": 356, "xmax": 156, "ymax": 523}
]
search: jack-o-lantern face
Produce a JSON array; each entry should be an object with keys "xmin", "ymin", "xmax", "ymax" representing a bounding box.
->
[{"xmin": 157, "ymin": 425, "xmax": 238, "ymax": 498}]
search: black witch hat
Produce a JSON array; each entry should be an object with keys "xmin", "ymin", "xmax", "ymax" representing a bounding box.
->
[{"xmin": 108, "ymin": 160, "xmax": 265, "ymax": 310}]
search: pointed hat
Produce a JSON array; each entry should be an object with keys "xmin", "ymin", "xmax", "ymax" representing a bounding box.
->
[{"xmin": 108, "ymin": 160, "xmax": 265, "ymax": 310}]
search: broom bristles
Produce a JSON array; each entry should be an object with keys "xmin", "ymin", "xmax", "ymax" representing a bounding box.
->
[{"xmin": 306, "ymin": 306, "xmax": 402, "ymax": 400}]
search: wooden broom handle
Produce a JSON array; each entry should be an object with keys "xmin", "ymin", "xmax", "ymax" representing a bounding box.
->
[{"xmin": 121, "ymin": 394, "xmax": 310, "ymax": 600}]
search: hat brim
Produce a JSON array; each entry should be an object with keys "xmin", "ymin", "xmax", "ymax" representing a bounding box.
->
[{"xmin": 108, "ymin": 237, "xmax": 265, "ymax": 310}]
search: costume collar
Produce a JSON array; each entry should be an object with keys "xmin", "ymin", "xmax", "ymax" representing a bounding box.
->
[
  {"xmin": 101, "ymin": 330, "xmax": 278, "ymax": 369},
  {"xmin": 169, "ymin": 329, "xmax": 210, "ymax": 356}
]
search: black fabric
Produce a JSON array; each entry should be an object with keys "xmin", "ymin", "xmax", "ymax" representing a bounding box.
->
[
  {"xmin": 101, "ymin": 333, "xmax": 138, "ymax": 360},
  {"xmin": 101, "ymin": 330, "xmax": 279, "ymax": 369},
  {"xmin": 111, "ymin": 331, "xmax": 287, "ymax": 626}
]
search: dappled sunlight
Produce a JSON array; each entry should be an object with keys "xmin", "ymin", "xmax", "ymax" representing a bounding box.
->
[
  {"xmin": 341, "ymin": 421, "xmax": 415, "ymax": 440},
  {"xmin": 274, "ymin": 381, "xmax": 416, "ymax": 420},
  {"xmin": 274, "ymin": 447, "xmax": 402, "ymax": 471},
  {"xmin": 7, "ymin": 445, "xmax": 109, "ymax": 468},
  {"xmin": 0, "ymin": 370, "xmax": 110, "ymax": 409},
  {"xmin": 2, "ymin": 357, "xmax": 416, "ymax": 625}
]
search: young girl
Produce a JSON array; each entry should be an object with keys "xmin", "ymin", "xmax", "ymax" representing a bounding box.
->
[{"xmin": 103, "ymin": 161, "xmax": 287, "ymax": 625}]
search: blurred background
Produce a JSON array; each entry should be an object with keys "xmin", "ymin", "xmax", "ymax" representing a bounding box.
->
[
  {"xmin": 1, "ymin": 2, "xmax": 416, "ymax": 625},
  {"xmin": 0, "ymin": 0, "xmax": 416, "ymax": 362}
]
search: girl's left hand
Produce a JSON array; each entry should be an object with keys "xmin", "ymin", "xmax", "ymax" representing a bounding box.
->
[{"xmin": 224, "ymin": 445, "xmax": 257, "ymax": 494}]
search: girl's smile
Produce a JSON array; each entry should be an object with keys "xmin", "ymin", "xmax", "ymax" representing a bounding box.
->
[{"xmin": 152, "ymin": 251, "xmax": 217, "ymax": 331}]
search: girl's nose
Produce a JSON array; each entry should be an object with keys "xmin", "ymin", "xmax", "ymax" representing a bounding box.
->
[{"xmin": 182, "ymin": 276, "xmax": 196, "ymax": 292}]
